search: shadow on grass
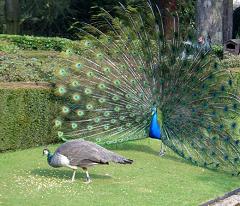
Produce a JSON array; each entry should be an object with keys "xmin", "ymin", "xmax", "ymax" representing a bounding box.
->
[
  {"xmin": 31, "ymin": 168, "xmax": 112, "ymax": 180},
  {"xmin": 105, "ymin": 141, "xmax": 236, "ymax": 179},
  {"xmin": 106, "ymin": 141, "xmax": 195, "ymax": 166},
  {"xmin": 106, "ymin": 141, "xmax": 159, "ymax": 156},
  {"xmin": 163, "ymin": 153, "xmax": 189, "ymax": 164},
  {"xmin": 164, "ymin": 153, "xmax": 237, "ymax": 179}
]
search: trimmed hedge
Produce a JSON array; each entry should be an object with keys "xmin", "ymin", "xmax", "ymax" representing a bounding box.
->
[
  {"xmin": 0, "ymin": 83, "xmax": 60, "ymax": 152},
  {"xmin": 0, "ymin": 34, "xmax": 84, "ymax": 53},
  {"xmin": 0, "ymin": 50, "xmax": 66, "ymax": 82},
  {"xmin": 0, "ymin": 35, "xmax": 89, "ymax": 82}
]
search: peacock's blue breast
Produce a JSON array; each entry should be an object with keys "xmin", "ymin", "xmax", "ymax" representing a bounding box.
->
[{"xmin": 149, "ymin": 112, "xmax": 161, "ymax": 139}]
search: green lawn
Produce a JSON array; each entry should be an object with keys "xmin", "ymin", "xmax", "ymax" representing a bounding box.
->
[{"xmin": 0, "ymin": 139, "xmax": 239, "ymax": 206}]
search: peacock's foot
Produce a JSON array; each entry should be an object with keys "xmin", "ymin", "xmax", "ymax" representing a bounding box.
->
[
  {"xmin": 83, "ymin": 178, "xmax": 92, "ymax": 184},
  {"xmin": 159, "ymin": 150, "xmax": 165, "ymax": 157}
]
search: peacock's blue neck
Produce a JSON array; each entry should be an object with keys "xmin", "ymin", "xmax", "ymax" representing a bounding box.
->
[
  {"xmin": 149, "ymin": 109, "xmax": 161, "ymax": 140},
  {"xmin": 47, "ymin": 153, "xmax": 53, "ymax": 165}
]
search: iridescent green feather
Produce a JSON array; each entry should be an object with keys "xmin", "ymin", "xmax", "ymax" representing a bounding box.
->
[{"xmin": 54, "ymin": 2, "xmax": 240, "ymax": 174}]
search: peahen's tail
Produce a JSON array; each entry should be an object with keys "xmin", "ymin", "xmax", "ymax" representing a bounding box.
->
[{"xmin": 54, "ymin": 2, "xmax": 240, "ymax": 174}]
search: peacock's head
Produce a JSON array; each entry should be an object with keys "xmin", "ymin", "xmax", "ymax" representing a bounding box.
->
[
  {"xmin": 43, "ymin": 148, "xmax": 50, "ymax": 156},
  {"xmin": 151, "ymin": 107, "xmax": 157, "ymax": 115}
]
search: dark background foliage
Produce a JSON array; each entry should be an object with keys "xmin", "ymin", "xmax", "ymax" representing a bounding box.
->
[{"xmin": 4, "ymin": 0, "xmax": 197, "ymax": 39}]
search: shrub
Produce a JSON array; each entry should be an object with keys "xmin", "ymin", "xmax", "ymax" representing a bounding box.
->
[
  {"xmin": 0, "ymin": 34, "xmax": 83, "ymax": 53},
  {"xmin": 0, "ymin": 49, "xmax": 80, "ymax": 82},
  {"xmin": 211, "ymin": 44, "xmax": 224, "ymax": 59},
  {"xmin": 0, "ymin": 35, "xmax": 94, "ymax": 82},
  {"xmin": 0, "ymin": 83, "xmax": 60, "ymax": 152},
  {"xmin": 220, "ymin": 54, "xmax": 240, "ymax": 68},
  {"xmin": 0, "ymin": 40, "xmax": 19, "ymax": 53},
  {"xmin": 0, "ymin": 50, "xmax": 59, "ymax": 82}
]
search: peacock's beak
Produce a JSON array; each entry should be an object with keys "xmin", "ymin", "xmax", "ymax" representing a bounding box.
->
[{"xmin": 151, "ymin": 109, "xmax": 156, "ymax": 116}]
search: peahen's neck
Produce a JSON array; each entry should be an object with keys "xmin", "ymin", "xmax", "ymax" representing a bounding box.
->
[{"xmin": 47, "ymin": 153, "xmax": 54, "ymax": 165}]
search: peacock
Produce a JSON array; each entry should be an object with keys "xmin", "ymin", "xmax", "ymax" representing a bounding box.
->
[
  {"xmin": 43, "ymin": 139, "xmax": 133, "ymax": 183},
  {"xmin": 53, "ymin": 2, "xmax": 240, "ymax": 175}
]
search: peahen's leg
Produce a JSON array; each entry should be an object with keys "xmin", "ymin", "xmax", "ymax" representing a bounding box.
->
[
  {"xmin": 71, "ymin": 169, "xmax": 76, "ymax": 182},
  {"xmin": 83, "ymin": 167, "xmax": 91, "ymax": 183},
  {"xmin": 159, "ymin": 141, "xmax": 165, "ymax": 156}
]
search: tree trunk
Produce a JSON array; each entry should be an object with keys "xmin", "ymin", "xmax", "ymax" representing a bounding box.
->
[
  {"xmin": 157, "ymin": 0, "xmax": 177, "ymax": 39},
  {"xmin": 4, "ymin": 0, "xmax": 20, "ymax": 34},
  {"xmin": 223, "ymin": 0, "xmax": 233, "ymax": 41},
  {"xmin": 196, "ymin": 0, "xmax": 232, "ymax": 44}
]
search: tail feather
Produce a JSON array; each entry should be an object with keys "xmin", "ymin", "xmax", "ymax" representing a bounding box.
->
[
  {"xmin": 122, "ymin": 159, "xmax": 133, "ymax": 164},
  {"xmin": 111, "ymin": 154, "xmax": 133, "ymax": 164}
]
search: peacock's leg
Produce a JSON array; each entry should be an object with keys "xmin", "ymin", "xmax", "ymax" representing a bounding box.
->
[
  {"xmin": 71, "ymin": 169, "xmax": 76, "ymax": 182},
  {"xmin": 83, "ymin": 167, "xmax": 91, "ymax": 183},
  {"xmin": 159, "ymin": 141, "xmax": 165, "ymax": 156}
]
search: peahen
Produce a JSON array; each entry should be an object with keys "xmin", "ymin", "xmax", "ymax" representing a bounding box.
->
[
  {"xmin": 43, "ymin": 139, "xmax": 133, "ymax": 183},
  {"xmin": 54, "ymin": 2, "xmax": 240, "ymax": 175}
]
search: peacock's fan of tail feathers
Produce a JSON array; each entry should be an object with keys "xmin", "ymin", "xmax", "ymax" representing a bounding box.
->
[
  {"xmin": 54, "ymin": 50, "xmax": 154, "ymax": 144},
  {"xmin": 54, "ymin": 2, "xmax": 240, "ymax": 173},
  {"xmin": 161, "ymin": 67, "xmax": 240, "ymax": 174}
]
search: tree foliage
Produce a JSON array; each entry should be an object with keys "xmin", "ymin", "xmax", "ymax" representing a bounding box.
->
[{"xmin": 4, "ymin": 0, "xmax": 197, "ymax": 39}]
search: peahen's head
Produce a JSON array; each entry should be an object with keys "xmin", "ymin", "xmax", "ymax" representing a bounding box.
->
[
  {"xmin": 43, "ymin": 148, "xmax": 54, "ymax": 166},
  {"xmin": 43, "ymin": 148, "xmax": 50, "ymax": 156},
  {"xmin": 149, "ymin": 106, "xmax": 161, "ymax": 140}
]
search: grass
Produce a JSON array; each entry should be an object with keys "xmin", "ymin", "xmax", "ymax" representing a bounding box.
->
[{"xmin": 0, "ymin": 139, "xmax": 239, "ymax": 206}]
